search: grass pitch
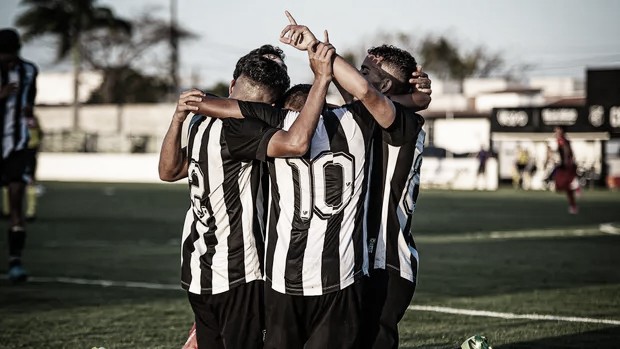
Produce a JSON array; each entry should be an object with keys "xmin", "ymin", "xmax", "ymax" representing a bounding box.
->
[{"xmin": 1, "ymin": 182, "xmax": 619, "ymax": 348}]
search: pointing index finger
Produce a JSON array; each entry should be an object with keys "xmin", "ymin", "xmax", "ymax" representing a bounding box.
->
[{"xmin": 285, "ymin": 10, "xmax": 297, "ymax": 25}]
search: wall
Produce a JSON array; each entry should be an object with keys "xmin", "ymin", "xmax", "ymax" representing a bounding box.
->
[{"xmin": 36, "ymin": 153, "xmax": 499, "ymax": 190}]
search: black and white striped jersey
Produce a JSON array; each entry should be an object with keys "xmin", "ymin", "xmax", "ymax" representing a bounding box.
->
[
  {"xmin": 1, "ymin": 58, "xmax": 37, "ymax": 159},
  {"xmin": 365, "ymin": 123, "xmax": 425, "ymax": 284},
  {"xmin": 224, "ymin": 100, "xmax": 422, "ymax": 296},
  {"xmin": 180, "ymin": 114, "xmax": 266, "ymax": 295}
]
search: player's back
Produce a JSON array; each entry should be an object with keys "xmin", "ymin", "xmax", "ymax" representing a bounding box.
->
[
  {"xmin": 181, "ymin": 115, "xmax": 265, "ymax": 295},
  {"xmin": 265, "ymin": 102, "xmax": 376, "ymax": 296}
]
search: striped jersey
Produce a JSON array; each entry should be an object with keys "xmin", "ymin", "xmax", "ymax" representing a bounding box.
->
[
  {"xmin": 1, "ymin": 58, "xmax": 37, "ymax": 159},
  {"xmin": 365, "ymin": 124, "xmax": 425, "ymax": 284},
  {"xmin": 180, "ymin": 114, "xmax": 266, "ymax": 295},
  {"xmin": 224, "ymin": 100, "xmax": 422, "ymax": 296}
]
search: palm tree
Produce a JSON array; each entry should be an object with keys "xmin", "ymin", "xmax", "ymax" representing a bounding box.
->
[{"xmin": 15, "ymin": 0, "xmax": 131, "ymax": 131}]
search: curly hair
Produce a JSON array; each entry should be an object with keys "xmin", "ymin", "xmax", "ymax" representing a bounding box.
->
[
  {"xmin": 233, "ymin": 44, "xmax": 287, "ymax": 79},
  {"xmin": 0, "ymin": 28, "xmax": 21, "ymax": 54},
  {"xmin": 276, "ymin": 84, "xmax": 312, "ymax": 111},
  {"xmin": 367, "ymin": 45, "xmax": 417, "ymax": 93},
  {"xmin": 236, "ymin": 54, "xmax": 290, "ymax": 101}
]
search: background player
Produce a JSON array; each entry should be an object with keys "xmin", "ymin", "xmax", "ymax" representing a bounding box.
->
[{"xmin": 0, "ymin": 27, "xmax": 38, "ymax": 282}]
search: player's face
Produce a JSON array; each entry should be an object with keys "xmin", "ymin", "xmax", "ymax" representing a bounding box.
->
[
  {"xmin": 360, "ymin": 55, "xmax": 387, "ymax": 91},
  {"xmin": 0, "ymin": 53, "xmax": 18, "ymax": 68}
]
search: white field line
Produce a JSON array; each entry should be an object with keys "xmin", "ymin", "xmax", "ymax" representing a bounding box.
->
[
  {"xmin": 29, "ymin": 276, "xmax": 179, "ymax": 290},
  {"xmin": 18, "ymin": 276, "xmax": 620, "ymax": 326},
  {"xmin": 409, "ymin": 305, "xmax": 620, "ymax": 326},
  {"xmin": 417, "ymin": 224, "xmax": 620, "ymax": 244},
  {"xmin": 39, "ymin": 224, "xmax": 618, "ymax": 249}
]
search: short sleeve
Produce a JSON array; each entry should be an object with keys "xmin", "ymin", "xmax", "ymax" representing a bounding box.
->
[
  {"xmin": 223, "ymin": 118, "xmax": 280, "ymax": 162},
  {"xmin": 238, "ymin": 101, "xmax": 289, "ymax": 127},
  {"xmin": 381, "ymin": 103, "xmax": 424, "ymax": 146}
]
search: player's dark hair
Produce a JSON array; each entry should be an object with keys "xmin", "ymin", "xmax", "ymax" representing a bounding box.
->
[
  {"xmin": 237, "ymin": 55, "xmax": 290, "ymax": 101},
  {"xmin": 367, "ymin": 45, "xmax": 417, "ymax": 94},
  {"xmin": 233, "ymin": 44, "xmax": 287, "ymax": 80},
  {"xmin": 277, "ymin": 84, "xmax": 312, "ymax": 111},
  {"xmin": 0, "ymin": 28, "xmax": 21, "ymax": 54}
]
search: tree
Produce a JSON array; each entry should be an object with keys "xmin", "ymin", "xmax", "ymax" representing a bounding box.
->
[
  {"xmin": 15, "ymin": 0, "xmax": 131, "ymax": 130},
  {"xmin": 361, "ymin": 31, "xmax": 505, "ymax": 83},
  {"xmin": 205, "ymin": 82, "xmax": 230, "ymax": 97},
  {"xmin": 418, "ymin": 35, "xmax": 504, "ymax": 81},
  {"xmin": 81, "ymin": 11, "xmax": 197, "ymax": 104},
  {"xmin": 87, "ymin": 67, "xmax": 170, "ymax": 104}
]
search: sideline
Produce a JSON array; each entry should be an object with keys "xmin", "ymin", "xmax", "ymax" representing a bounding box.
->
[{"xmin": 19, "ymin": 276, "xmax": 620, "ymax": 326}]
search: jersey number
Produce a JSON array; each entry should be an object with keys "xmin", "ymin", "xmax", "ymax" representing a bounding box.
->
[
  {"xmin": 188, "ymin": 161, "xmax": 208, "ymax": 219},
  {"xmin": 402, "ymin": 152, "xmax": 423, "ymax": 215},
  {"xmin": 286, "ymin": 152, "xmax": 355, "ymax": 220}
]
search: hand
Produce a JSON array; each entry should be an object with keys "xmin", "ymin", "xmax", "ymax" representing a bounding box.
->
[
  {"xmin": 0, "ymin": 82, "xmax": 17, "ymax": 99},
  {"xmin": 410, "ymin": 65, "xmax": 432, "ymax": 95},
  {"xmin": 279, "ymin": 11, "xmax": 318, "ymax": 51},
  {"xmin": 309, "ymin": 31, "xmax": 335, "ymax": 81},
  {"xmin": 174, "ymin": 89, "xmax": 204, "ymax": 123}
]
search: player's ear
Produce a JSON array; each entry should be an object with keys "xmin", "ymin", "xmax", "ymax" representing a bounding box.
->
[
  {"xmin": 229, "ymin": 79, "xmax": 236, "ymax": 96},
  {"xmin": 379, "ymin": 78, "xmax": 392, "ymax": 94}
]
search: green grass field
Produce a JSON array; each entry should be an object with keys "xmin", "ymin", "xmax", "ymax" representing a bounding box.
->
[{"xmin": 1, "ymin": 182, "xmax": 619, "ymax": 348}]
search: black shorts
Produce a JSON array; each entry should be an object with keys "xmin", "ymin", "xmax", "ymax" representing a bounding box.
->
[
  {"xmin": 0, "ymin": 150, "xmax": 29, "ymax": 185},
  {"xmin": 361, "ymin": 269, "xmax": 416, "ymax": 349},
  {"xmin": 24, "ymin": 149, "xmax": 38, "ymax": 180},
  {"xmin": 264, "ymin": 281, "xmax": 363, "ymax": 349},
  {"xmin": 187, "ymin": 280, "xmax": 264, "ymax": 349}
]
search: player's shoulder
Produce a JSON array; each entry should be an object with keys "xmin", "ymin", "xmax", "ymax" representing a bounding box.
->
[
  {"xmin": 189, "ymin": 114, "xmax": 207, "ymax": 129},
  {"xmin": 19, "ymin": 58, "xmax": 38, "ymax": 72}
]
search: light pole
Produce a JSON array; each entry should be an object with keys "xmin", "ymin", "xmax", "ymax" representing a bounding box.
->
[{"xmin": 170, "ymin": 0, "xmax": 179, "ymax": 100}]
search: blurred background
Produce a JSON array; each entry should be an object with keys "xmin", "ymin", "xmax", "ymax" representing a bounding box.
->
[{"xmin": 1, "ymin": 0, "xmax": 619, "ymax": 188}]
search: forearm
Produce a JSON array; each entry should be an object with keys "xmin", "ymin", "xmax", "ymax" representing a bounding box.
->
[
  {"xmin": 333, "ymin": 55, "xmax": 371, "ymax": 101},
  {"xmin": 158, "ymin": 118, "xmax": 188, "ymax": 181},
  {"xmin": 333, "ymin": 78, "xmax": 354, "ymax": 104},
  {"xmin": 333, "ymin": 55, "xmax": 395, "ymax": 128},
  {"xmin": 190, "ymin": 96, "xmax": 243, "ymax": 119},
  {"xmin": 390, "ymin": 91, "xmax": 431, "ymax": 111}
]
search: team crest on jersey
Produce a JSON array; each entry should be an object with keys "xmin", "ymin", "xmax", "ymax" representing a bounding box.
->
[{"xmin": 368, "ymin": 238, "xmax": 376, "ymax": 254}]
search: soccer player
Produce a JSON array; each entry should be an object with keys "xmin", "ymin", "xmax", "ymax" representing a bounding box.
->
[
  {"xmin": 277, "ymin": 14, "xmax": 432, "ymax": 348},
  {"xmin": 285, "ymin": 31, "xmax": 429, "ymax": 349},
  {"xmin": 188, "ymin": 21, "xmax": 426, "ymax": 349},
  {"xmin": 0, "ymin": 28, "xmax": 38, "ymax": 282},
  {"xmin": 160, "ymin": 41, "xmax": 334, "ymax": 349},
  {"xmin": 354, "ymin": 45, "xmax": 427, "ymax": 349},
  {"xmin": 552, "ymin": 126, "xmax": 579, "ymax": 214}
]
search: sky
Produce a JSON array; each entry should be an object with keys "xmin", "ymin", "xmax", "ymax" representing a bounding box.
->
[{"xmin": 2, "ymin": 0, "xmax": 620, "ymax": 88}]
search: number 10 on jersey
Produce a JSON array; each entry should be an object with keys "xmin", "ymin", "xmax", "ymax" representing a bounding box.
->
[{"xmin": 285, "ymin": 152, "xmax": 355, "ymax": 221}]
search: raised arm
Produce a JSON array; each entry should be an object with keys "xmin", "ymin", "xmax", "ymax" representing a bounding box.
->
[
  {"xmin": 279, "ymin": 11, "xmax": 396, "ymax": 129},
  {"xmin": 332, "ymin": 55, "xmax": 396, "ymax": 128},
  {"xmin": 267, "ymin": 32, "xmax": 334, "ymax": 157},
  {"xmin": 158, "ymin": 89, "xmax": 203, "ymax": 181}
]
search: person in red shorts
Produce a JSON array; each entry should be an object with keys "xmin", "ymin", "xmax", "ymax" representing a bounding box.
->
[{"xmin": 552, "ymin": 126, "xmax": 579, "ymax": 214}]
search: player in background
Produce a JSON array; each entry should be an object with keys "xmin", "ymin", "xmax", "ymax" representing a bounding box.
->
[
  {"xmin": 1, "ymin": 114, "xmax": 42, "ymax": 220},
  {"xmin": 552, "ymin": 126, "xmax": 579, "ymax": 214},
  {"xmin": 0, "ymin": 28, "xmax": 38, "ymax": 282}
]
